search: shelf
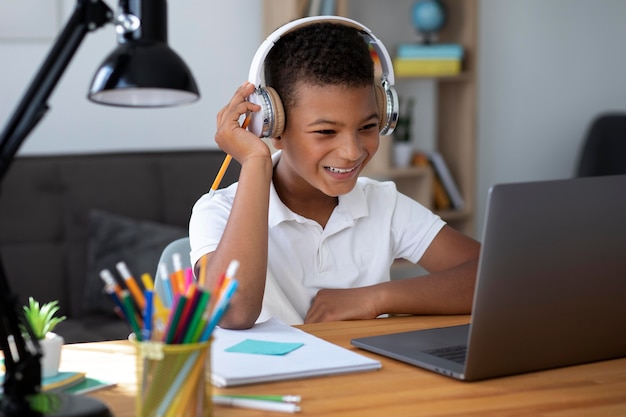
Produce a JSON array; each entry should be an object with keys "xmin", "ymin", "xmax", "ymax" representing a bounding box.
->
[
  {"xmin": 396, "ymin": 72, "xmax": 474, "ymax": 83},
  {"xmin": 261, "ymin": 0, "xmax": 478, "ymax": 236},
  {"xmin": 364, "ymin": 165, "xmax": 430, "ymax": 180}
]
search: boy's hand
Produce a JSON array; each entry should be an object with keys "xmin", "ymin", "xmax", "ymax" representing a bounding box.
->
[
  {"xmin": 215, "ymin": 82, "xmax": 269, "ymax": 164},
  {"xmin": 304, "ymin": 287, "xmax": 380, "ymax": 323}
]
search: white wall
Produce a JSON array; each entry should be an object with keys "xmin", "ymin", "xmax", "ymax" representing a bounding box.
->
[
  {"xmin": 477, "ymin": 0, "xmax": 626, "ymax": 236},
  {"xmin": 2, "ymin": 0, "xmax": 626, "ymax": 239},
  {"xmin": 0, "ymin": 0, "xmax": 262, "ymax": 155}
]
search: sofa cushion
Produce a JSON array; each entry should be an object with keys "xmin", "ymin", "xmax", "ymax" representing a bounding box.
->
[{"xmin": 83, "ymin": 209, "xmax": 186, "ymax": 316}]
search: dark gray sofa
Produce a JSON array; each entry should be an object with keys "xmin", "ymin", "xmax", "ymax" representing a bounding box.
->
[{"xmin": 0, "ymin": 150, "xmax": 240, "ymax": 343}]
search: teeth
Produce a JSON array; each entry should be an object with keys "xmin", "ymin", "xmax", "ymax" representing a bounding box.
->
[{"xmin": 327, "ymin": 166, "xmax": 356, "ymax": 174}]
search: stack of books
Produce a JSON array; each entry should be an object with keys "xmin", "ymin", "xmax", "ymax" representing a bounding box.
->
[
  {"xmin": 412, "ymin": 150, "xmax": 464, "ymax": 211},
  {"xmin": 393, "ymin": 43, "xmax": 463, "ymax": 77}
]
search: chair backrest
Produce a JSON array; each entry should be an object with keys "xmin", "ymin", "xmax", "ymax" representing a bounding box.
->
[{"xmin": 577, "ymin": 113, "xmax": 626, "ymax": 177}]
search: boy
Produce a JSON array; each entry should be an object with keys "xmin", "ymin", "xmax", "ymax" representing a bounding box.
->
[{"xmin": 189, "ymin": 18, "xmax": 480, "ymax": 329}]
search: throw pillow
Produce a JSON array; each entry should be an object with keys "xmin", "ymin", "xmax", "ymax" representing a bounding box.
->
[{"xmin": 84, "ymin": 209, "xmax": 187, "ymax": 315}]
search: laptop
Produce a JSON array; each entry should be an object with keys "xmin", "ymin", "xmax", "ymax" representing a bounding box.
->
[{"xmin": 352, "ymin": 174, "xmax": 626, "ymax": 381}]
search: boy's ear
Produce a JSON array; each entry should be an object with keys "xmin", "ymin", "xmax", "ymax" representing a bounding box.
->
[{"xmin": 271, "ymin": 136, "xmax": 284, "ymax": 149}]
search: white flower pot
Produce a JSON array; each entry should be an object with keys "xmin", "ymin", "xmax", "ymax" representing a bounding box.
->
[
  {"xmin": 39, "ymin": 332, "xmax": 64, "ymax": 378},
  {"xmin": 393, "ymin": 142, "xmax": 414, "ymax": 168}
]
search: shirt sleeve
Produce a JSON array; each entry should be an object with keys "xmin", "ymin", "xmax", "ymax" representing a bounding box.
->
[
  {"xmin": 188, "ymin": 184, "xmax": 237, "ymax": 268},
  {"xmin": 390, "ymin": 190, "xmax": 446, "ymax": 264}
]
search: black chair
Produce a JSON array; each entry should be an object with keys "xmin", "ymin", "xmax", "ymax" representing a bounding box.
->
[{"xmin": 577, "ymin": 113, "xmax": 626, "ymax": 177}]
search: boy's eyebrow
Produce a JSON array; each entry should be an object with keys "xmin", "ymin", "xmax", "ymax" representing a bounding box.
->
[
  {"xmin": 307, "ymin": 118, "xmax": 339, "ymax": 127},
  {"xmin": 306, "ymin": 113, "xmax": 379, "ymax": 127}
]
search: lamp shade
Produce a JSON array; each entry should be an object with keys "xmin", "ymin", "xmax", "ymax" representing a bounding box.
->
[{"xmin": 88, "ymin": 40, "xmax": 200, "ymax": 107}]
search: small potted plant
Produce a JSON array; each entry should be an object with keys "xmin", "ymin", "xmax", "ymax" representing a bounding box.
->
[
  {"xmin": 393, "ymin": 97, "xmax": 415, "ymax": 167},
  {"xmin": 21, "ymin": 297, "xmax": 67, "ymax": 378}
]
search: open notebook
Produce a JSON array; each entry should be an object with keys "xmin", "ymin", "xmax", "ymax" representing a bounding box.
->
[{"xmin": 211, "ymin": 318, "xmax": 381, "ymax": 387}]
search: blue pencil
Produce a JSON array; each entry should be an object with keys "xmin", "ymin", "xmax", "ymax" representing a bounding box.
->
[
  {"xmin": 158, "ymin": 262, "xmax": 174, "ymax": 308},
  {"xmin": 199, "ymin": 279, "xmax": 238, "ymax": 342},
  {"xmin": 142, "ymin": 290, "xmax": 154, "ymax": 341},
  {"xmin": 103, "ymin": 283, "xmax": 127, "ymax": 321}
]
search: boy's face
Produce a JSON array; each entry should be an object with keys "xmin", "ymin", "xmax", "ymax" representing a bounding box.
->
[{"xmin": 274, "ymin": 82, "xmax": 380, "ymax": 198}]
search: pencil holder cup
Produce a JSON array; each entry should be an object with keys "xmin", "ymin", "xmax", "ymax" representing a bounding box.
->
[{"xmin": 134, "ymin": 338, "xmax": 212, "ymax": 417}]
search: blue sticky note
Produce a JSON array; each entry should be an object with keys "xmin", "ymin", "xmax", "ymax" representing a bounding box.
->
[{"xmin": 225, "ymin": 339, "xmax": 304, "ymax": 356}]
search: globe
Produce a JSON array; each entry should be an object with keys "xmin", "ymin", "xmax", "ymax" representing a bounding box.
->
[{"xmin": 412, "ymin": 0, "xmax": 446, "ymax": 39}]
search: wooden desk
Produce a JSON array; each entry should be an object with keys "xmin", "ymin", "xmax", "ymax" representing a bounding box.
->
[{"xmin": 61, "ymin": 315, "xmax": 626, "ymax": 416}]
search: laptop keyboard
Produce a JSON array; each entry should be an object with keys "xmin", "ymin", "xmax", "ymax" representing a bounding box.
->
[{"xmin": 424, "ymin": 345, "xmax": 467, "ymax": 364}]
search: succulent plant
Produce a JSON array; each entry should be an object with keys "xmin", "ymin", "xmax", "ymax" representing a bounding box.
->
[{"xmin": 21, "ymin": 297, "xmax": 66, "ymax": 340}]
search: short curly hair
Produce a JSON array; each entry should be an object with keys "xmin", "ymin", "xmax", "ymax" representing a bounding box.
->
[{"xmin": 265, "ymin": 21, "xmax": 375, "ymax": 114}]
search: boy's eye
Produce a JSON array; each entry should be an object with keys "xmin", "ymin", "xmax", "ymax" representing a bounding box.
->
[
  {"xmin": 361, "ymin": 123, "xmax": 378, "ymax": 131},
  {"xmin": 315, "ymin": 129, "xmax": 336, "ymax": 135}
]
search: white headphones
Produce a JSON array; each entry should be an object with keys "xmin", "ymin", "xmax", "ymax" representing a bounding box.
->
[{"xmin": 247, "ymin": 15, "xmax": 399, "ymax": 138}]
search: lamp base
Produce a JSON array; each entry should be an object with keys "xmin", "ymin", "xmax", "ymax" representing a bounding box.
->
[{"xmin": 1, "ymin": 392, "xmax": 112, "ymax": 417}]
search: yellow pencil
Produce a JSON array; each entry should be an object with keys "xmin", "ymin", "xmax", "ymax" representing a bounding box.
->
[
  {"xmin": 208, "ymin": 114, "xmax": 250, "ymax": 196},
  {"xmin": 141, "ymin": 273, "xmax": 155, "ymax": 291}
]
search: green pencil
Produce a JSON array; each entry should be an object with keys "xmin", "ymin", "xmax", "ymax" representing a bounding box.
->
[
  {"xmin": 164, "ymin": 295, "xmax": 187, "ymax": 344},
  {"xmin": 120, "ymin": 290, "xmax": 142, "ymax": 341},
  {"xmin": 213, "ymin": 394, "xmax": 301, "ymax": 403},
  {"xmin": 182, "ymin": 289, "xmax": 210, "ymax": 344}
]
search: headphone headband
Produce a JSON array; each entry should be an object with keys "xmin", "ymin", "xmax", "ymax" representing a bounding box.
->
[
  {"xmin": 248, "ymin": 15, "xmax": 396, "ymax": 88},
  {"xmin": 247, "ymin": 15, "xmax": 398, "ymax": 137}
]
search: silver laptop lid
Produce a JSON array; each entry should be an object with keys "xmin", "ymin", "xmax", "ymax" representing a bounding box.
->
[{"xmin": 465, "ymin": 175, "xmax": 626, "ymax": 380}]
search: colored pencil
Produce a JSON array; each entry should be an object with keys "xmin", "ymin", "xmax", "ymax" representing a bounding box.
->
[
  {"xmin": 172, "ymin": 286, "xmax": 200, "ymax": 344},
  {"xmin": 158, "ymin": 262, "xmax": 174, "ymax": 308},
  {"xmin": 182, "ymin": 289, "xmax": 210, "ymax": 344},
  {"xmin": 120, "ymin": 290, "xmax": 142, "ymax": 341},
  {"xmin": 116, "ymin": 261, "xmax": 145, "ymax": 310},
  {"xmin": 164, "ymin": 294, "xmax": 187, "ymax": 344},
  {"xmin": 142, "ymin": 290, "xmax": 154, "ymax": 341}
]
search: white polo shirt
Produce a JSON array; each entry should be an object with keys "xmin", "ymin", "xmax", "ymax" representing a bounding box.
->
[{"xmin": 189, "ymin": 152, "xmax": 445, "ymax": 323}]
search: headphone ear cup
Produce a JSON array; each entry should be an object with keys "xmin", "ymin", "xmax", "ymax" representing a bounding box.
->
[
  {"xmin": 248, "ymin": 87, "xmax": 285, "ymax": 138},
  {"xmin": 265, "ymin": 87, "xmax": 285, "ymax": 138},
  {"xmin": 374, "ymin": 84, "xmax": 388, "ymax": 134},
  {"xmin": 376, "ymin": 83, "xmax": 399, "ymax": 136}
]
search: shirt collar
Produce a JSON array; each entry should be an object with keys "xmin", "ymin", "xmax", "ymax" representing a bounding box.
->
[{"xmin": 268, "ymin": 151, "xmax": 370, "ymax": 228}]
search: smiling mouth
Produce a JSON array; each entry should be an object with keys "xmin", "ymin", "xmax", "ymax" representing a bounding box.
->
[{"xmin": 325, "ymin": 165, "xmax": 359, "ymax": 174}]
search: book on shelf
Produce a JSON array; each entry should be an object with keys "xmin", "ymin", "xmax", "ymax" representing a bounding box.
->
[
  {"xmin": 413, "ymin": 151, "xmax": 465, "ymax": 211},
  {"xmin": 393, "ymin": 57, "xmax": 461, "ymax": 77},
  {"xmin": 397, "ymin": 43, "xmax": 464, "ymax": 59},
  {"xmin": 211, "ymin": 317, "xmax": 381, "ymax": 387},
  {"xmin": 394, "ymin": 43, "xmax": 463, "ymax": 77},
  {"xmin": 412, "ymin": 153, "xmax": 451, "ymax": 210}
]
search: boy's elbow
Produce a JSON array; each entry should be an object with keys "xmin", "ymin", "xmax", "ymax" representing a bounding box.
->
[{"xmin": 217, "ymin": 307, "xmax": 260, "ymax": 330}]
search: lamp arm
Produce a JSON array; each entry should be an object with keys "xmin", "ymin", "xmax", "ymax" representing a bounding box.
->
[
  {"xmin": 0, "ymin": 0, "xmax": 113, "ymax": 180},
  {"xmin": 0, "ymin": 0, "xmax": 112, "ymax": 413}
]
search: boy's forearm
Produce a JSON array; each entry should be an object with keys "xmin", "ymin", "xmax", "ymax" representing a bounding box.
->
[
  {"xmin": 205, "ymin": 156, "xmax": 273, "ymax": 329},
  {"xmin": 377, "ymin": 260, "xmax": 478, "ymax": 316}
]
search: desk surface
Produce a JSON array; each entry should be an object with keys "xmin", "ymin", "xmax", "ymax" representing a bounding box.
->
[{"xmin": 61, "ymin": 315, "xmax": 626, "ymax": 416}]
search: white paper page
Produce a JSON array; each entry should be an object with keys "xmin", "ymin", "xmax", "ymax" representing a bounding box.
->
[{"xmin": 211, "ymin": 318, "xmax": 381, "ymax": 387}]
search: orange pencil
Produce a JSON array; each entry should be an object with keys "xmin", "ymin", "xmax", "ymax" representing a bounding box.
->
[
  {"xmin": 171, "ymin": 253, "xmax": 186, "ymax": 295},
  {"xmin": 116, "ymin": 261, "xmax": 145, "ymax": 311},
  {"xmin": 208, "ymin": 260, "xmax": 239, "ymax": 315},
  {"xmin": 198, "ymin": 255, "xmax": 208, "ymax": 287}
]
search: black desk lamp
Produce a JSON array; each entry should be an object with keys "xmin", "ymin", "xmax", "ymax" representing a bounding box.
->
[{"xmin": 0, "ymin": 0, "xmax": 199, "ymax": 415}]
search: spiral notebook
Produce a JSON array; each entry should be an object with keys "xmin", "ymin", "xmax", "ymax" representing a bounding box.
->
[{"xmin": 211, "ymin": 318, "xmax": 381, "ymax": 387}]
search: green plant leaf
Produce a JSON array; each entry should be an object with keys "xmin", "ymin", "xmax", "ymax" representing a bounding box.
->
[{"xmin": 22, "ymin": 297, "xmax": 66, "ymax": 340}]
